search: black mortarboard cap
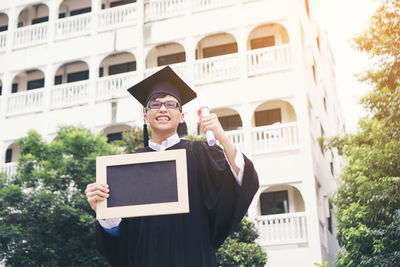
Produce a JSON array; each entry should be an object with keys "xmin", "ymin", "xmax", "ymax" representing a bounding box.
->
[
  {"xmin": 127, "ymin": 66, "xmax": 197, "ymax": 147},
  {"xmin": 127, "ymin": 66, "xmax": 197, "ymax": 107}
]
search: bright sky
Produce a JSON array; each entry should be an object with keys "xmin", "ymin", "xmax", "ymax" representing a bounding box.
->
[{"xmin": 311, "ymin": 0, "xmax": 379, "ymax": 133}]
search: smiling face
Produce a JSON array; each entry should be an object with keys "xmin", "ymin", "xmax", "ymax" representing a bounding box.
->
[{"xmin": 144, "ymin": 95, "xmax": 184, "ymax": 142}]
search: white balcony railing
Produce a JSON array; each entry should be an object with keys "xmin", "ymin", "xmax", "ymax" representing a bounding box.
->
[
  {"xmin": 194, "ymin": 53, "xmax": 240, "ymax": 85},
  {"xmin": 55, "ymin": 14, "xmax": 91, "ymax": 40},
  {"xmin": 192, "ymin": 0, "xmax": 236, "ymax": 12},
  {"xmin": 145, "ymin": 62, "xmax": 187, "ymax": 79},
  {"xmin": 0, "ymin": 31, "xmax": 7, "ymax": 50},
  {"xmin": 96, "ymin": 71, "xmax": 138, "ymax": 101},
  {"xmin": 256, "ymin": 212, "xmax": 307, "ymax": 246},
  {"xmin": 98, "ymin": 3, "xmax": 138, "ymax": 30},
  {"xmin": 51, "ymin": 80, "xmax": 89, "ymax": 109},
  {"xmin": 13, "ymin": 23, "xmax": 48, "ymax": 48},
  {"xmin": 251, "ymin": 122, "xmax": 299, "ymax": 154},
  {"xmin": 0, "ymin": 162, "xmax": 18, "ymax": 178},
  {"xmin": 226, "ymin": 129, "xmax": 246, "ymax": 152},
  {"xmin": 7, "ymin": 89, "xmax": 44, "ymax": 116},
  {"xmin": 247, "ymin": 44, "xmax": 291, "ymax": 76},
  {"xmin": 144, "ymin": 0, "xmax": 186, "ymax": 22}
]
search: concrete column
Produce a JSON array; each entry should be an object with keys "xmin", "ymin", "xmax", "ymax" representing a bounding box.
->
[
  {"xmin": 6, "ymin": 7, "xmax": 17, "ymax": 53},
  {"xmin": 0, "ymin": 72, "xmax": 12, "ymax": 120},
  {"xmin": 91, "ymin": 0, "xmax": 101, "ymax": 35},
  {"xmin": 303, "ymin": 177, "xmax": 323, "ymax": 265},
  {"xmin": 88, "ymin": 55, "xmax": 100, "ymax": 107},
  {"xmin": 47, "ymin": 0, "xmax": 61, "ymax": 44},
  {"xmin": 136, "ymin": 0, "xmax": 145, "ymax": 80},
  {"xmin": 43, "ymin": 64, "xmax": 55, "ymax": 113},
  {"xmin": 241, "ymin": 102, "xmax": 253, "ymax": 157}
]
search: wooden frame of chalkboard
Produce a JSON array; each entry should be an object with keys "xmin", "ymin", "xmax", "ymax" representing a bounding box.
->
[{"xmin": 96, "ymin": 149, "xmax": 189, "ymax": 220}]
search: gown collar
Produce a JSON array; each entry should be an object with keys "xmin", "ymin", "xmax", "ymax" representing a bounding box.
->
[{"xmin": 148, "ymin": 133, "xmax": 180, "ymax": 151}]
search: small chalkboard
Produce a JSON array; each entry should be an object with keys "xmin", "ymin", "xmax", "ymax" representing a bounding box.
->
[{"xmin": 96, "ymin": 149, "xmax": 189, "ymax": 220}]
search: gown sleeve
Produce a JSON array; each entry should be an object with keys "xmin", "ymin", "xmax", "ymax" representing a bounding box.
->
[
  {"xmin": 192, "ymin": 141, "xmax": 259, "ymax": 248},
  {"xmin": 96, "ymin": 215, "xmax": 129, "ymax": 266}
]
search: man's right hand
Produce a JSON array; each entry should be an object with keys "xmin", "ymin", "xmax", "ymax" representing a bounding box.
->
[{"xmin": 85, "ymin": 183, "xmax": 109, "ymax": 211}]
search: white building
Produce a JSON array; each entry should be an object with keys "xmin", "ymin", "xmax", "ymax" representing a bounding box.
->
[{"xmin": 0, "ymin": 0, "xmax": 344, "ymax": 266}]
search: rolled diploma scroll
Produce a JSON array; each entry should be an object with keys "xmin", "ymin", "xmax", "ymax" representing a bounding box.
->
[{"xmin": 197, "ymin": 106, "xmax": 216, "ymax": 146}]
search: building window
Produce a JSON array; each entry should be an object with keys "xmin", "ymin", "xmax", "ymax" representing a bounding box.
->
[
  {"xmin": 99, "ymin": 67, "xmax": 104, "ymax": 78},
  {"xmin": 0, "ymin": 25, "xmax": 8, "ymax": 32},
  {"xmin": 12, "ymin": 83, "xmax": 18, "ymax": 93},
  {"xmin": 32, "ymin": 16, "xmax": 48, "ymax": 25},
  {"xmin": 59, "ymin": 13, "xmax": 66, "ymax": 19},
  {"xmin": 0, "ymin": 85, "xmax": 2, "ymax": 96},
  {"xmin": 67, "ymin": 70, "xmax": 89, "ymax": 83},
  {"xmin": 5, "ymin": 149, "xmax": 12, "ymax": 163},
  {"xmin": 108, "ymin": 61, "xmax": 136, "ymax": 76},
  {"xmin": 157, "ymin": 52, "xmax": 185, "ymax": 67},
  {"xmin": 219, "ymin": 114, "xmax": 242, "ymax": 131},
  {"xmin": 107, "ymin": 132, "xmax": 122, "ymax": 143},
  {"xmin": 250, "ymin": 36, "xmax": 275, "ymax": 50},
  {"xmin": 255, "ymin": 108, "xmax": 281, "ymax": 127},
  {"xmin": 110, "ymin": 0, "xmax": 136, "ymax": 8},
  {"xmin": 327, "ymin": 202, "xmax": 333, "ymax": 234},
  {"xmin": 70, "ymin": 7, "xmax": 92, "ymax": 16},
  {"xmin": 260, "ymin": 190, "xmax": 289, "ymax": 215},
  {"xmin": 54, "ymin": 75, "xmax": 62, "ymax": 85},
  {"xmin": 27, "ymin": 78, "xmax": 45, "ymax": 90},
  {"xmin": 203, "ymin": 43, "xmax": 238, "ymax": 58}
]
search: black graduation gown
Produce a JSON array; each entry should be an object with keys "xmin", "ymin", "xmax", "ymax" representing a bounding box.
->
[{"xmin": 96, "ymin": 139, "xmax": 259, "ymax": 267}]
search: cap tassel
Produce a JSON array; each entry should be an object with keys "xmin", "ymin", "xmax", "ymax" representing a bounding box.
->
[{"xmin": 143, "ymin": 123, "xmax": 149, "ymax": 147}]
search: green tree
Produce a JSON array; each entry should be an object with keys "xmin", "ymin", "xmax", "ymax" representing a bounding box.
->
[
  {"xmin": 0, "ymin": 127, "xmax": 116, "ymax": 266},
  {"xmin": 325, "ymin": 0, "xmax": 400, "ymax": 265},
  {"xmin": 216, "ymin": 217, "xmax": 267, "ymax": 267}
]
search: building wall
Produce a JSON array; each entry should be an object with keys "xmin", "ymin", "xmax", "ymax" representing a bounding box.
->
[{"xmin": 0, "ymin": 0, "xmax": 344, "ymax": 266}]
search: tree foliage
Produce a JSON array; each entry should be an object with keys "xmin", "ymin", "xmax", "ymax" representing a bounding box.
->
[
  {"xmin": 325, "ymin": 0, "xmax": 400, "ymax": 265},
  {"xmin": 331, "ymin": 120, "xmax": 400, "ymax": 266},
  {"xmin": 0, "ymin": 127, "xmax": 116, "ymax": 266},
  {"xmin": 216, "ymin": 217, "xmax": 267, "ymax": 267}
]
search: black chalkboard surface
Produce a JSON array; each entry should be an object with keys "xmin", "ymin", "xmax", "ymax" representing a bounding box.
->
[
  {"xmin": 106, "ymin": 160, "xmax": 178, "ymax": 207},
  {"xmin": 96, "ymin": 149, "xmax": 189, "ymax": 219}
]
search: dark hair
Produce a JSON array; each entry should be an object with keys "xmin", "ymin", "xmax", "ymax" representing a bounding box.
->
[{"xmin": 146, "ymin": 93, "xmax": 182, "ymax": 112}]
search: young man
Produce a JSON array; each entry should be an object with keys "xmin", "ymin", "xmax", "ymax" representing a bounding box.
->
[{"xmin": 85, "ymin": 66, "xmax": 259, "ymax": 267}]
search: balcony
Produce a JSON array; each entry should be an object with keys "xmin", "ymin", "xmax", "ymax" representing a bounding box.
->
[
  {"xmin": 251, "ymin": 122, "xmax": 299, "ymax": 154},
  {"xmin": 96, "ymin": 71, "xmax": 137, "ymax": 102},
  {"xmin": 6, "ymin": 89, "xmax": 44, "ymax": 116},
  {"xmin": 50, "ymin": 80, "xmax": 89, "ymax": 109},
  {"xmin": 0, "ymin": 31, "xmax": 6, "ymax": 51},
  {"xmin": 145, "ymin": 62, "xmax": 187, "ymax": 79},
  {"xmin": 0, "ymin": 162, "xmax": 17, "ymax": 178},
  {"xmin": 2, "ymin": 44, "xmax": 292, "ymax": 115},
  {"xmin": 98, "ymin": 2, "xmax": 138, "ymax": 31},
  {"xmin": 192, "ymin": 0, "xmax": 236, "ymax": 12},
  {"xmin": 13, "ymin": 23, "xmax": 48, "ymax": 49},
  {"xmin": 247, "ymin": 44, "xmax": 291, "ymax": 76},
  {"xmin": 194, "ymin": 53, "xmax": 240, "ymax": 85},
  {"xmin": 144, "ymin": 0, "xmax": 186, "ymax": 22},
  {"xmin": 255, "ymin": 212, "xmax": 307, "ymax": 246},
  {"xmin": 55, "ymin": 13, "xmax": 91, "ymax": 40},
  {"xmin": 224, "ymin": 122, "xmax": 299, "ymax": 155}
]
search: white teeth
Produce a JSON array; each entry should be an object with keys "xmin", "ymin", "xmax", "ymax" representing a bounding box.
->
[{"xmin": 157, "ymin": 116, "xmax": 170, "ymax": 121}]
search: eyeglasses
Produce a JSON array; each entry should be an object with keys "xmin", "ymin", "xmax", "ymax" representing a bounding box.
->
[{"xmin": 147, "ymin": 100, "xmax": 181, "ymax": 110}]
